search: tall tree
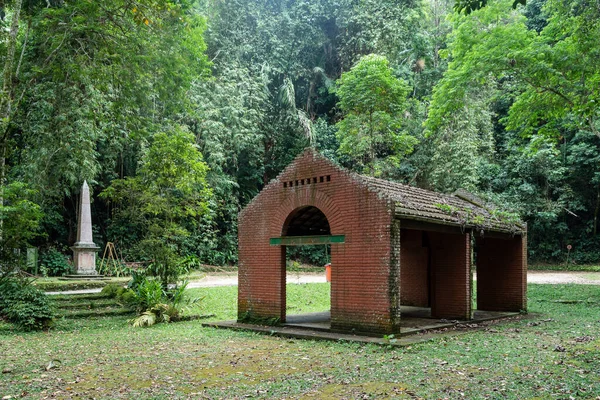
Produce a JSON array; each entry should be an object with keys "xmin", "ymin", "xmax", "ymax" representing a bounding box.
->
[
  {"xmin": 0, "ymin": 0, "xmax": 24, "ymax": 220},
  {"xmin": 334, "ymin": 54, "xmax": 417, "ymax": 176},
  {"xmin": 426, "ymin": 0, "xmax": 600, "ymax": 262},
  {"xmin": 2, "ymin": 0, "xmax": 211, "ymax": 246},
  {"xmin": 101, "ymin": 127, "xmax": 212, "ymax": 286}
]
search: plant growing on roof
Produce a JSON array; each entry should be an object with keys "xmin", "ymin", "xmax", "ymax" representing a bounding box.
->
[
  {"xmin": 472, "ymin": 215, "xmax": 486, "ymax": 226},
  {"xmin": 434, "ymin": 203, "xmax": 456, "ymax": 214}
]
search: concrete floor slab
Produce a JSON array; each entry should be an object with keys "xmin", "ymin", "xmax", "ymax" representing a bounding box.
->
[{"xmin": 203, "ymin": 307, "xmax": 520, "ymax": 346}]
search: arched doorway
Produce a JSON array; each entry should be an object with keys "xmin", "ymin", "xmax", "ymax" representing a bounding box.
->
[{"xmin": 273, "ymin": 206, "xmax": 342, "ymax": 326}]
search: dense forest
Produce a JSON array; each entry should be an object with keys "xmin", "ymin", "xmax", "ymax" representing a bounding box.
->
[{"xmin": 1, "ymin": 0, "xmax": 599, "ymax": 272}]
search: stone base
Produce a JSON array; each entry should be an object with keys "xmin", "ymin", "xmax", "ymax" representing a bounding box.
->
[
  {"xmin": 71, "ymin": 244, "xmax": 100, "ymax": 275},
  {"xmin": 60, "ymin": 275, "xmax": 108, "ymax": 280}
]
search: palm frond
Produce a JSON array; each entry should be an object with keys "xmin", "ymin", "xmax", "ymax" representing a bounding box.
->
[
  {"xmin": 131, "ymin": 311, "xmax": 157, "ymax": 327},
  {"xmin": 297, "ymin": 109, "xmax": 313, "ymax": 143},
  {"xmin": 277, "ymin": 78, "xmax": 295, "ymax": 108}
]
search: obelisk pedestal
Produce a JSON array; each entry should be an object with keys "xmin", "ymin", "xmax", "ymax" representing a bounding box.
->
[{"xmin": 71, "ymin": 181, "xmax": 100, "ymax": 275}]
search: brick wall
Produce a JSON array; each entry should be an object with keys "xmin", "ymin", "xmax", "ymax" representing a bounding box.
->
[
  {"xmin": 400, "ymin": 229, "xmax": 429, "ymax": 307},
  {"xmin": 238, "ymin": 149, "xmax": 398, "ymax": 334},
  {"xmin": 428, "ymin": 231, "xmax": 472, "ymax": 319},
  {"xmin": 476, "ymin": 235, "xmax": 527, "ymax": 312}
]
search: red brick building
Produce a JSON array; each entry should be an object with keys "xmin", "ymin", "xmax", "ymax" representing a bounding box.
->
[{"xmin": 238, "ymin": 149, "xmax": 527, "ymax": 334}]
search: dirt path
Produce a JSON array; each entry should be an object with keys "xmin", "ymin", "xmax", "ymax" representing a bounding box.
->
[
  {"xmin": 525, "ymin": 270, "xmax": 600, "ymax": 285},
  {"xmin": 192, "ymin": 271, "xmax": 600, "ymax": 288},
  {"xmin": 186, "ymin": 272, "xmax": 326, "ymax": 289}
]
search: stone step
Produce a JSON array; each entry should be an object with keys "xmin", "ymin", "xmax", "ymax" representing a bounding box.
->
[
  {"xmin": 51, "ymin": 293, "xmax": 111, "ymax": 302},
  {"xmin": 57, "ymin": 300, "xmax": 120, "ymax": 310},
  {"xmin": 60, "ymin": 275, "xmax": 109, "ymax": 280},
  {"xmin": 57, "ymin": 307, "xmax": 134, "ymax": 319}
]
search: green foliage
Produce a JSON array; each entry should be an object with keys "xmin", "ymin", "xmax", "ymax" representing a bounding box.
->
[
  {"xmin": 454, "ymin": 0, "xmax": 526, "ymax": 15},
  {"xmin": 102, "ymin": 127, "xmax": 212, "ymax": 286},
  {"xmin": 424, "ymin": 0, "xmax": 600, "ymax": 262},
  {"xmin": 2, "ymin": 0, "xmax": 599, "ymax": 267},
  {"xmin": 0, "ymin": 182, "xmax": 43, "ymax": 270},
  {"xmin": 0, "ymin": 278, "xmax": 54, "ymax": 331},
  {"xmin": 10, "ymin": 0, "xmax": 210, "ymax": 196},
  {"xmin": 96, "ymin": 259, "xmax": 131, "ymax": 278},
  {"xmin": 129, "ymin": 278, "xmax": 165, "ymax": 314},
  {"xmin": 334, "ymin": 54, "xmax": 417, "ymax": 175},
  {"xmin": 1, "ymin": 0, "xmax": 212, "ymax": 270},
  {"xmin": 490, "ymin": 209, "xmax": 521, "ymax": 225},
  {"xmin": 434, "ymin": 203, "xmax": 456, "ymax": 214},
  {"xmin": 427, "ymin": 84, "xmax": 495, "ymax": 193},
  {"xmin": 287, "ymin": 245, "xmax": 330, "ymax": 267},
  {"xmin": 189, "ymin": 0, "xmax": 442, "ymax": 264},
  {"xmin": 430, "ymin": 0, "xmax": 600, "ymax": 142},
  {"xmin": 117, "ymin": 289, "xmax": 136, "ymax": 306},
  {"xmin": 127, "ymin": 270, "xmax": 148, "ymax": 291},
  {"xmin": 125, "ymin": 277, "xmax": 197, "ymax": 327},
  {"xmin": 39, "ymin": 247, "xmax": 71, "ymax": 277},
  {"xmin": 100, "ymin": 283, "xmax": 126, "ymax": 299}
]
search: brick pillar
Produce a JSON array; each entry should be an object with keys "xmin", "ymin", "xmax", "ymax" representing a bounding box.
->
[
  {"xmin": 400, "ymin": 229, "xmax": 429, "ymax": 307},
  {"xmin": 476, "ymin": 235, "xmax": 527, "ymax": 312},
  {"xmin": 388, "ymin": 219, "xmax": 402, "ymax": 329},
  {"xmin": 237, "ymin": 243, "xmax": 286, "ymax": 322},
  {"xmin": 429, "ymin": 231, "xmax": 472, "ymax": 320}
]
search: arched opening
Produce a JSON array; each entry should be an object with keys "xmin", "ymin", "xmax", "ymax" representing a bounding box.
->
[
  {"xmin": 278, "ymin": 206, "xmax": 336, "ymax": 328},
  {"xmin": 283, "ymin": 206, "xmax": 331, "ymax": 236}
]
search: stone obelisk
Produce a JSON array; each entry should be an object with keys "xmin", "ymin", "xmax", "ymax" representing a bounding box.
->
[{"xmin": 71, "ymin": 181, "xmax": 100, "ymax": 275}]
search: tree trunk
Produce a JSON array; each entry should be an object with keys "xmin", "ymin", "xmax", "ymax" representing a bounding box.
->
[
  {"xmin": 594, "ymin": 187, "xmax": 599, "ymax": 236},
  {"xmin": 1, "ymin": 0, "xmax": 23, "ymax": 120}
]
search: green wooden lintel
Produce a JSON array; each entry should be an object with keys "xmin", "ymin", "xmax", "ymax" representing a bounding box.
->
[{"xmin": 269, "ymin": 235, "xmax": 345, "ymax": 246}]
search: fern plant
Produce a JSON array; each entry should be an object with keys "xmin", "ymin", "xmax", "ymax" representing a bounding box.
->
[
  {"xmin": 127, "ymin": 277, "xmax": 200, "ymax": 327},
  {"xmin": 134, "ymin": 279, "xmax": 164, "ymax": 313}
]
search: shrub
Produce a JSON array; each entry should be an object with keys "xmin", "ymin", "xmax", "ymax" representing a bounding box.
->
[
  {"xmin": 133, "ymin": 278, "xmax": 164, "ymax": 312},
  {"xmin": 121, "ymin": 277, "xmax": 164, "ymax": 313},
  {"xmin": 127, "ymin": 269, "xmax": 148, "ymax": 291},
  {"xmin": 40, "ymin": 247, "xmax": 72, "ymax": 276},
  {"xmin": 117, "ymin": 288, "xmax": 136, "ymax": 305},
  {"xmin": 0, "ymin": 182, "xmax": 43, "ymax": 273},
  {"xmin": 0, "ymin": 279, "xmax": 54, "ymax": 331},
  {"xmin": 101, "ymin": 283, "xmax": 125, "ymax": 298},
  {"xmin": 126, "ymin": 276, "xmax": 198, "ymax": 327}
]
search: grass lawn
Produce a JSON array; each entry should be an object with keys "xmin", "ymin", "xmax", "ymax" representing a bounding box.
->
[
  {"xmin": 528, "ymin": 264, "xmax": 600, "ymax": 272},
  {"xmin": 1, "ymin": 283, "xmax": 599, "ymax": 399}
]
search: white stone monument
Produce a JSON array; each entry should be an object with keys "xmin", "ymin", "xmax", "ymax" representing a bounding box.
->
[{"xmin": 71, "ymin": 181, "xmax": 100, "ymax": 275}]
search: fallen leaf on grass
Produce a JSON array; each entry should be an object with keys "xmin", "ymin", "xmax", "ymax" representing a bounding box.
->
[{"xmin": 45, "ymin": 359, "xmax": 62, "ymax": 371}]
